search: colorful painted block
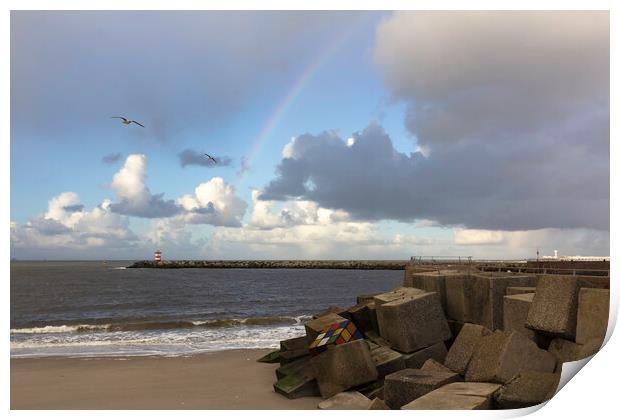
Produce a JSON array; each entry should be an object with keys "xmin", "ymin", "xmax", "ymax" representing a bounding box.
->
[{"xmin": 308, "ymin": 320, "xmax": 364, "ymax": 356}]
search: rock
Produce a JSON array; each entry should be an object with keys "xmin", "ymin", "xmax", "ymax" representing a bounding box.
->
[
  {"xmin": 376, "ymin": 291, "xmax": 451, "ymax": 352},
  {"xmin": 257, "ymin": 349, "xmax": 280, "ymax": 363},
  {"xmin": 402, "ymin": 342, "xmax": 448, "ymax": 369},
  {"xmin": 367, "ymin": 397, "xmax": 390, "ymax": 410},
  {"xmin": 576, "ymin": 288, "xmax": 609, "ymax": 345},
  {"xmin": 506, "ymin": 286, "xmax": 536, "ymax": 296},
  {"xmin": 494, "ymin": 371, "xmax": 561, "ymax": 409},
  {"xmin": 280, "ymin": 336, "xmax": 307, "ymax": 352},
  {"xmin": 308, "ymin": 319, "xmax": 364, "ymax": 356},
  {"xmin": 421, "ymin": 359, "xmax": 455, "ymax": 374},
  {"xmin": 503, "ymin": 293, "xmax": 538, "ymax": 343},
  {"xmin": 310, "ymin": 339, "xmax": 379, "ymax": 398},
  {"xmin": 525, "ymin": 275, "xmax": 586, "ymax": 340},
  {"xmin": 371, "ymin": 346, "xmax": 406, "ymax": 378},
  {"xmin": 470, "ymin": 274, "xmax": 537, "ymax": 330},
  {"xmin": 273, "ymin": 366, "xmax": 320, "ymax": 399},
  {"xmin": 279, "ymin": 348, "xmax": 310, "ymax": 364},
  {"xmin": 317, "ymin": 391, "xmax": 371, "ymax": 410},
  {"xmin": 383, "ymin": 368, "xmax": 460, "ymax": 409},
  {"xmin": 275, "ymin": 356, "xmax": 311, "ymax": 380},
  {"xmin": 444, "ymin": 323, "xmax": 491, "ymax": 375},
  {"xmin": 305, "ymin": 312, "xmax": 348, "ymax": 344},
  {"xmin": 465, "ymin": 331, "xmax": 556, "ymax": 384},
  {"xmin": 401, "ymin": 382, "xmax": 501, "ymax": 410}
]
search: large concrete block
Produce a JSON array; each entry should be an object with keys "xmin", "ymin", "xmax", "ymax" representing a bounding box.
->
[
  {"xmin": 576, "ymin": 288, "xmax": 609, "ymax": 345},
  {"xmin": 401, "ymin": 382, "xmax": 501, "ymax": 410},
  {"xmin": 310, "ymin": 339, "xmax": 378, "ymax": 398},
  {"xmin": 280, "ymin": 336, "xmax": 307, "ymax": 352},
  {"xmin": 276, "ymin": 356, "xmax": 311, "ymax": 380},
  {"xmin": 494, "ymin": 371, "xmax": 560, "ymax": 409},
  {"xmin": 347, "ymin": 302, "xmax": 375, "ymax": 334},
  {"xmin": 273, "ymin": 363, "xmax": 320, "ymax": 399},
  {"xmin": 305, "ymin": 312, "xmax": 348, "ymax": 344},
  {"xmin": 279, "ymin": 348, "xmax": 310, "ymax": 364},
  {"xmin": 317, "ymin": 391, "xmax": 371, "ymax": 410},
  {"xmin": 421, "ymin": 359, "xmax": 455, "ymax": 375},
  {"xmin": 548, "ymin": 337, "xmax": 602, "ymax": 365},
  {"xmin": 373, "ymin": 287, "xmax": 425, "ymax": 306},
  {"xmin": 376, "ymin": 291, "xmax": 451, "ymax": 352},
  {"xmin": 401, "ymin": 341, "xmax": 448, "ymax": 369},
  {"xmin": 470, "ymin": 274, "xmax": 537, "ymax": 330},
  {"xmin": 526, "ymin": 275, "xmax": 590, "ymax": 340},
  {"xmin": 503, "ymin": 293, "xmax": 538, "ymax": 343},
  {"xmin": 465, "ymin": 331, "xmax": 556, "ymax": 384},
  {"xmin": 371, "ymin": 346, "xmax": 406, "ymax": 379},
  {"xmin": 367, "ymin": 398, "xmax": 390, "ymax": 410},
  {"xmin": 444, "ymin": 323, "xmax": 491, "ymax": 375},
  {"xmin": 357, "ymin": 293, "xmax": 380, "ymax": 305},
  {"xmin": 312, "ymin": 306, "xmax": 348, "ymax": 320},
  {"xmin": 444, "ymin": 273, "xmax": 475, "ymax": 322},
  {"xmin": 383, "ymin": 368, "xmax": 460, "ymax": 409},
  {"xmin": 408, "ymin": 271, "xmax": 453, "ymax": 310}
]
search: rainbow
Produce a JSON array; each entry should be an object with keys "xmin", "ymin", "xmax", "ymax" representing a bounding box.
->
[{"xmin": 235, "ymin": 15, "xmax": 370, "ymax": 187}]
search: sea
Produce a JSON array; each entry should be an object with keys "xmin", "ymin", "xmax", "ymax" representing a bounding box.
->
[{"xmin": 10, "ymin": 261, "xmax": 403, "ymax": 358}]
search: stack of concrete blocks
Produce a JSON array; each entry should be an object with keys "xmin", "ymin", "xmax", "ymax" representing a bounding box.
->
[
  {"xmin": 273, "ymin": 336, "xmax": 319, "ymax": 399},
  {"xmin": 503, "ymin": 293, "xmax": 540, "ymax": 344}
]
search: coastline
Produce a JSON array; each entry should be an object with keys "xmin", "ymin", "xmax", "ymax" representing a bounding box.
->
[
  {"xmin": 10, "ymin": 348, "xmax": 321, "ymax": 410},
  {"xmin": 128, "ymin": 260, "xmax": 408, "ymax": 270}
]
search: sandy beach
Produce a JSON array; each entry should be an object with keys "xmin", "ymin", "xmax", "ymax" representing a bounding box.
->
[{"xmin": 11, "ymin": 349, "xmax": 321, "ymax": 409}]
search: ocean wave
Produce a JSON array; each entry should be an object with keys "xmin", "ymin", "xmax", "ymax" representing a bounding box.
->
[{"xmin": 10, "ymin": 315, "xmax": 313, "ymax": 334}]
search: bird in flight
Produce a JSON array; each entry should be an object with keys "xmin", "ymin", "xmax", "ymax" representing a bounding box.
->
[
  {"xmin": 111, "ymin": 116, "xmax": 145, "ymax": 127},
  {"xmin": 204, "ymin": 153, "xmax": 218, "ymax": 164}
]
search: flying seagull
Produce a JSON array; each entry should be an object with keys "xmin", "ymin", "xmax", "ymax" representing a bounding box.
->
[
  {"xmin": 204, "ymin": 153, "xmax": 218, "ymax": 164},
  {"xmin": 111, "ymin": 116, "xmax": 145, "ymax": 127}
]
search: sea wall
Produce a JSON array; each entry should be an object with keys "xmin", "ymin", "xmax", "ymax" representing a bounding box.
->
[{"xmin": 128, "ymin": 260, "xmax": 409, "ymax": 270}]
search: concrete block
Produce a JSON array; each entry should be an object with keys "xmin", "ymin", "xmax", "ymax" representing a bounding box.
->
[
  {"xmin": 402, "ymin": 342, "xmax": 448, "ymax": 368},
  {"xmin": 465, "ymin": 331, "xmax": 556, "ymax": 384},
  {"xmin": 576, "ymin": 288, "xmax": 609, "ymax": 345},
  {"xmin": 317, "ymin": 391, "xmax": 371, "ymax": 410},
  {"xmin": 257, "ymin": 349, "xmax": 280, "ymax": 363},
  {"xmin": 548, "ymin": 337, "xmax": 602, "ymax": 365},
  {"xmin": 373, "ymin": 287, "xmax": 425, "ymax": 306},
  {"xmin": 347, "ymin": 302, "xmax": 375, "ymax": 334},
  {"xmin": 376, "ymin": 291, "xmax": 451, "ymax": 352},
  {"xmin": 444, "ymin": 273, "xmax": 475, "ymax": 322},
  {"xmin": 308, "ymin": 319, "xmax": 363, "ymax": 356},
  {"xmin": 506, "ymin": 286, "xmax": 536, "ymax": 296},
  {"xmin": 279, "ymin": 348, "xmax": 310, "ymax": 364},
  {"xmin": 494, "ymin": 371, "xmax": 561, "ymax": 409},
  {"xmin": 421, "ymin": 359, "xmax": 455, "ymax": 375},
  {"xmin": 276, "ymin": 356, "xmax": 311, "ymax": 380},
  {"xmin": 401, "ymin": 382, "xmax": 501, "ymax": 410},
  {"xmin": 312, "ymin": 306, "xmax": 347, "ymax": 320},
  {"xmin": 357, "ymin": 293, "xmax": 380, "ymax": 305},
  {"xmin": 444, "ymin": 323, "xmax": 491, "ymax": 375},
  {"xmin": 383, "ymin": 368, "xmax": 460, "ymax": 409},
  {"xmin": 280, "ymin": 336, "xmax": 307, "ymax": 352},
  {"xmin": 273, "ymin": 364, "xmax": 320, "ymax": 399},
  {"xmin": 305, "ymin": 312, "xmax": 348, "ymax": 344},
  {"xmin": 471, "ymin": 274, "xmax": 537, "ymax": 330},
  {"xmin": 356, "ymin": 380, "xmax": 384, "ymax": 399},
  {"xmin": 409, "ymin": 271, "xmax": 451, "ymax": 310},
  {"xmin": 503, "ymin": 293, "xmax": 538, "ymax": 343},
  {"xmin": 311, "ymin": 339, "xmax": 378, "ymax": 398},
  {"xmin": 367, "ymin": 398, "xmax": 390, "ymax": 410},
  {"xmin": 526, "ymin": 275, "xmax": 586, "ymax": 340},
  {"xmin": 371, "ymin": 346, "xmax": 406, "ymax": 379},
  {"xmin": 447, "ymin": 320, "xmax": 464, "ymax": 339}
]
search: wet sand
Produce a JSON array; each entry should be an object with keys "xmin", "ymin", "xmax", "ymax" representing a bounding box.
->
[{"xmin": 11, "ymin": 348, "xmax": 321, "ymax": 409}]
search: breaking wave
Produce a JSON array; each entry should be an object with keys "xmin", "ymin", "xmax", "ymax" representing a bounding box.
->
[{"xmin": 10, "ymin": 315, "xmax": 312, "ymax": 335}]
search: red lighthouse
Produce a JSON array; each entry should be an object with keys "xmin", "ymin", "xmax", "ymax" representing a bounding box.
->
[{"xmin": 154, "ymin": 250, "xmax": 162, "ymax": 263}]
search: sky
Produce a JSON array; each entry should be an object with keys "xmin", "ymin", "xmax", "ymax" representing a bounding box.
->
[{"xmin": 10, "ymin": 10, "xmax": 610, "ymax": 260}]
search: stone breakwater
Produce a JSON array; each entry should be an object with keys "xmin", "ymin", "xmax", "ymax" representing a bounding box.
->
[
  {"xmin": 128, "ymin": 260, "xmax": 409, "ymax": 270},
  {"xmin": 258, "ymin": 266, "xmax": 610, "ymax": 410}
]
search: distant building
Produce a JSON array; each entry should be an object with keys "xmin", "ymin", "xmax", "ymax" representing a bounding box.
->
[{"xmin": 154, "ymin": 250, "xmax": 162, "ymax": 262}]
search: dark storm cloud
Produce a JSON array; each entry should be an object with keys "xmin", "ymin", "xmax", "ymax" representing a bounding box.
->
[
  {"xmin": 259, "ymin": 11, "xmax": 609, "ymax": 232},
  {"xmin": 109, "ymin": 194, "xmax": 181, "ymax": 219},
  {"xmin": 178, "ymin": 149, "xmax": 232, "ymax": 168},
  {"xmin": 102, "ymin": 153, "xmax": 122, "ymax": 165},
  {"xmin": 260, "ymin": 123, "xmax": 609, "ymax": 231}
]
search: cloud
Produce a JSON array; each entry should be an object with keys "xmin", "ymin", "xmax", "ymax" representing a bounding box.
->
[
  {"xmin": 260, "ymin": 122, "xmax": 608, "ymax": 231},
  {"xmin": 11, "ymin": 194, "xmax": 138, "ymax": 257},
  {"xmin": 109, "ymin": 154, "xmax": 181, "ymax": 218},
  {"xmin": 176, "ymin": 177, "xmax": 248, "ymax": 227},
  {"xmin": 178, "ymin": 149, "xmax": 232, "ymax": 168},
  {"xmin": 102, "ymin": 153, "xmax": 122, "ymax": 165}
]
